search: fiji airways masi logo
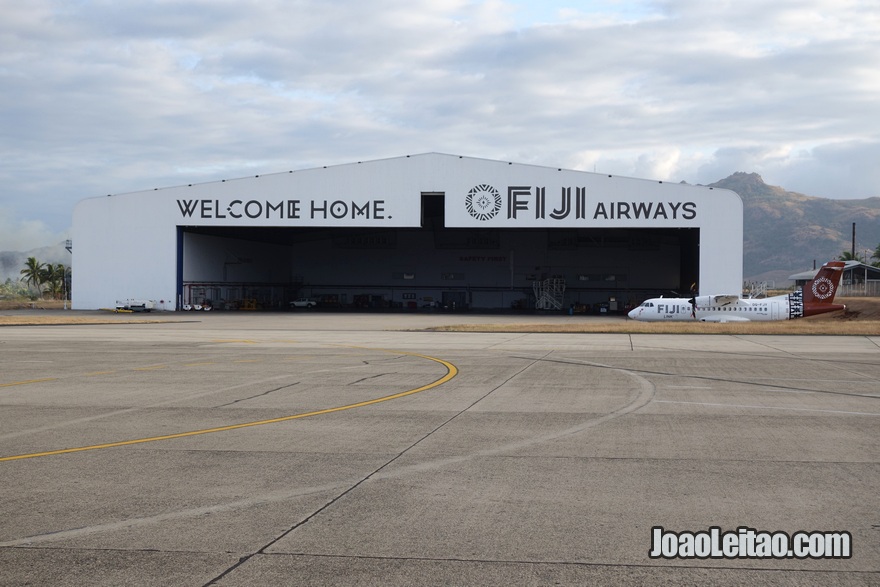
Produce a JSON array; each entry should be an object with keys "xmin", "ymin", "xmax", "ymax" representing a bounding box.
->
[
  {"xmin": 811, "ymin": 276, "xmax": 835, "ymax": 300},
  {"xmin": 464, "ymin": 184, "xmax": 697, "ymax": 223},
  {"xmin": 465, "ymin": 184, "xmax": 502, "ymax": 221}
]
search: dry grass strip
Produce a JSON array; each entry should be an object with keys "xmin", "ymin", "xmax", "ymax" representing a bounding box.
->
[{"xmin": 426, "ymin": 320, "xmax": 880, "ymax": 335}]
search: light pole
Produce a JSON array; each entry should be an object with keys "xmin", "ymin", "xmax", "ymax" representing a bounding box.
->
[{"xmin": 64, "ymin": 239, "xmax": 72, "ymax": 310}]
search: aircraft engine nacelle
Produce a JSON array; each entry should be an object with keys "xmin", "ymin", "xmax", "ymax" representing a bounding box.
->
[{"xmin": 691, "ymin": 295, "xmax": 713, "ymax": 308}]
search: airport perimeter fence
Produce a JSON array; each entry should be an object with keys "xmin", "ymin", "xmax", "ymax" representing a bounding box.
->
[{"xmin": 839, "ymin": 281, "xmax": 880, "ymax": 297}]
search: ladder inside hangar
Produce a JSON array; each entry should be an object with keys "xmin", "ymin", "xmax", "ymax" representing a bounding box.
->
[{"xmin": 533, "ymin": 277, "xmax": 566, "ymax": 311}]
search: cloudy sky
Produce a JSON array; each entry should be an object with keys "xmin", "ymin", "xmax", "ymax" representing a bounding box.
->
[{"xmin": 2, "ymin": 0, "xmax": 879, "ymax": 251}]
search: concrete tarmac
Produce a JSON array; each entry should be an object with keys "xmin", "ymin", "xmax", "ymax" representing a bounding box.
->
[{"xmin": 1, "ymin": 312, "xmax": 878, "ymax": 586}]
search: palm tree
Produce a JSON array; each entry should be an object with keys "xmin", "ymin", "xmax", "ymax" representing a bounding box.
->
[
  {"xmin": 19, "ymin": 257, "xmax": 46, "ymax": 297},
  {"xmin": 53, "ymin": 264, "xmax": 71, "ymax": 301},
  {"xmin": 838, "ymin": 251, "xmax": 860, "ymax": 262},
  {"xmin": 42, "ymin": 264, "xmax": 67, "ymax": 300},
  {"xmin": 872, "ymin": 243, "xmax": 880, "ymax": 268}
]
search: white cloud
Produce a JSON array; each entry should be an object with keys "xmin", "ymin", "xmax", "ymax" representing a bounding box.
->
[
  {"xmin": 1, "ymin": 0, "xmax": 878, "ymax": 248},
  {"xmin": 0, "ymin": 206, "xmax": 68, "ymax": 252}
]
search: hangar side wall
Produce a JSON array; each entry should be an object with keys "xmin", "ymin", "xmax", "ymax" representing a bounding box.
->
[
  {"xmin": 698, "ymin": 215, "xmax": 742, "ymax": 297},
  {"xmin": 73, "ymin": 196, "xmax": 178, "ymax": 310}
]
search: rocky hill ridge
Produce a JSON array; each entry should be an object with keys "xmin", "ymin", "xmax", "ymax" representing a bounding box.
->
[{"xmin": 708, "ymin": 173, "xmax": 880, "ymax": 282}]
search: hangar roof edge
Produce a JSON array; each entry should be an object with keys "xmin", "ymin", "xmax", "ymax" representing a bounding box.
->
[{"xmin": 79, "ymin": 152, "xmax": 741, "ymax": 203}]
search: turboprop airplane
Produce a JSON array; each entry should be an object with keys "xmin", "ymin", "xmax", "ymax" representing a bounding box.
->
[{"xmin": 627, "ymin": 261, "xmax": 846, "ymax": 322}]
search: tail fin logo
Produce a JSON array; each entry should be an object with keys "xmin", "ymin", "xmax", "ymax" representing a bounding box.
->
[{"xmin": 811, "ymin": 277, "xmax": 834, "ymax": 300}]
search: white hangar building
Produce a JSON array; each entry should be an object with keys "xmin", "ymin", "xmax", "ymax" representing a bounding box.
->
[{"xmin": 72, "ymin": 153, "xmax": 743, "ymax": 312}]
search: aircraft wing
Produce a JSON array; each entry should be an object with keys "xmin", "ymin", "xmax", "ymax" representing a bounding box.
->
[
  {"xmin": 699, "ymin": 315, "xmax": 751, "ymax": 323},
  {"xmin": 710, "ymin": 295, "xmax": 740, "ymax": 306}
]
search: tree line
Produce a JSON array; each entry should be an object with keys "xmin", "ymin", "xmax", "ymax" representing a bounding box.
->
[
  {"xmin": 17, "ymin": 256, "xmax": 71, "ymax": 300},
  {"xmin": 839, "ymin": 243, "xmax": 880, "ymax": 267}
]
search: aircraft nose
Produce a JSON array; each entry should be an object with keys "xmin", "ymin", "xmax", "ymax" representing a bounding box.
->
[{"xmin": 627, "ymin": 308, "xmax": 639, "ymax": 320}]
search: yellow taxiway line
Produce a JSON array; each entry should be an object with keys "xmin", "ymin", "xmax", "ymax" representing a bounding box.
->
[
  {"xmin": 0, "ymin": 351, "xmax": 457, "ymax": 462},
  {"xmin": 0, "ymin": 378, "xmax": 58, "ymax": 388}
]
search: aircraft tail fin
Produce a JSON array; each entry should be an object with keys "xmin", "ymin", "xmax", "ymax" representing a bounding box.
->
[{"xmin": 802, "ymin": 261, "xmax": 845, "ymax": 305}]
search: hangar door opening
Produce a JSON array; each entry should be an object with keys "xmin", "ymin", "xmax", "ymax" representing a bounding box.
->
[{"xmin": 178, "ymin": 195, "xmax": 699, "ymax": 311}]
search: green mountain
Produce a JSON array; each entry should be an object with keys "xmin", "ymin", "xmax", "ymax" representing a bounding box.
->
[{"xmin": 708, "ymin": 172, "xmax": 880, "ymax": 282}]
